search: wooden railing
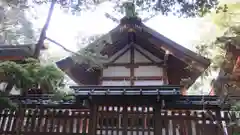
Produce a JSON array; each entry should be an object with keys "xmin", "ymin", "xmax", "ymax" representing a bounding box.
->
[
  {"xmin": 1, "ymin": 107, "xmax": 240, "ymax": 135},
  {"xmin": 0, "ymin": 108, "xmax": 90, "ymax": 135}
]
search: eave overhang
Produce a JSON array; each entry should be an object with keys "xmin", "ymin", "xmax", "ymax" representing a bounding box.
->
[
  {"xmin": 56, "ymin": 17, "xmax": 211, "ymax": 86},
  {"xmin": 0, "ymin": 44, "xmax": 37, "ymax": 60}
]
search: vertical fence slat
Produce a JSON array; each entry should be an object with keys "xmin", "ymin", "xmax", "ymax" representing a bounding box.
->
[
  {"xmin": 69, "ymin": 110, "xmax": 74, "ymax": 134},
  {"xmin": 24, "ymin": 109, "xmax": 32, "ymax": 132},
  {"xmin": 5, "ymin": 109, "xmax": 14, "ymax": 133},
  {"xmin": 49, "ymin": 109, "xmax": 55, "ymax": 133},
  {"xmin": 172, "ymin": 111, "xmax": 177, "ymax": 135},
  {"xmin": 154, "ymin": 106, "xmax": 162, "ymax": 135},
  {"xmin": 82, "ymin": 111, "xmax": 88, "ymax": 134},
  {"xmin": 43, "ymin": 109, "xmax": 49, "ymax": 133},
  {"xmin": 0, "ymin": 109, "xmax": 8, "ymax": 132},
  {"xmin": 76, "ymin": 111, "xmax": 81, "ymax": 134},
  {"xmin": 163, "ymin": 111, "xmax": 169, "ymax": 135},
  {"xmin": 106, "ymin": 106, "xmax": 109, "ymax": 135},
  {"xmin": 35, "ymin": 109, "xmax": 42, "ymax": 133},
  {"xmin": 62, "ymin": 110, "xmax": 69, "ymax": 133},
  {"xmin": 56, "ymin": 110, "xmax": 63, "ymax": 133},
  {"xmin": 185, "ymin": 111, "xmax": 192, "ymax": 135},
  {"xmin": 30, "ymin": 109, "xmax": 38, "ymax": 133},
  {"xmin": 116, "ymin": 106, "xmax": 120, "ymax": 135}
]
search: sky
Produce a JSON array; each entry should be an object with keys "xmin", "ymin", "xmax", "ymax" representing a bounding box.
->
[
  {"xmin": 28, "ymin": 1, "xmax": 220, "ymax": 94},
  {"xmin": 31, "ymin": 2, "xmax": 205, "ymax": 57}
]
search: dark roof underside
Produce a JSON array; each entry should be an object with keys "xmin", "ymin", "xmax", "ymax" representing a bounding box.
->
[{"xmin": 0, "ymin": 45, "xmax": 34, "ymax": 59}]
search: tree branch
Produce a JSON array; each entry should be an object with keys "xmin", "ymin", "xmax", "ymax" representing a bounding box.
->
[
  {"xmin": 45, "ymin": 37, "xmax": 81, "ymax": 56},
  {"xmin": 33, "ymin": 0, "xmax": 56, "ymax": 58}
]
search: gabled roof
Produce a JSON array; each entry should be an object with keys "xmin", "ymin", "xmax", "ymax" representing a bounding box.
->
[{"xmin": 56, "ymin": 16, "xmax": 211, "ymax": 86}]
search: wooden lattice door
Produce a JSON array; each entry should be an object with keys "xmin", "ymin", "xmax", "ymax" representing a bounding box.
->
[{"xmin": 95, "ymin": 105, "xmax": 154, "ymax": 135}]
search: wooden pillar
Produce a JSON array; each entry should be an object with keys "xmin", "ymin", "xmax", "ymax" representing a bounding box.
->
[
  {"xmin": 215, "ymin": 110, "xmax": 225, "ymax": 135},
  {"xmin": 154, "ymin": 105, "xmax": 162, "ymax": 135},
  {"xmin": 130, "ymin": 45, "xmax": 134, "ymax": 86},
  {"xmin": 89, "ymin": 103, "xmax": 98, "ymax": 135},
  {"xmin": 163, "ymin": 52, "xmax": 169, "ymax": 84},
  {"xmin": 123, "ymin": 105, "xmax": 128, "ymax": 135}
]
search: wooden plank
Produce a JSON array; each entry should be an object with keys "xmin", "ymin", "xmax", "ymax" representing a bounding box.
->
[
  {"xmin": 154, "ymin": 105, "xmax": 162, "ymax": 135},
  {"xmin": 185, "ymin": 111, "xmax": 192, "ymax": 135},
  {"xmin": 68, "ymin": 110, "xmax": 74, "ymax": 133},
  {"xmin": 5, "ymin": 109, "xmax": 15, "ymax": 132},
  {"xmin": 147, "ymin": 107, "xmax": 152, "ymax": 135},
  {"xmin": 106, "ymin": 106, "xmax": 110, "ymax": 135},
  {"xmin": 25, "ymin": 109, "xmax": 32, "ymax": 132},
  {"xmin": 141, "ymin": 107, "xmax": 145, "ymax": 135},
  {"xmin": 163, "ymin": 111, "xmax": 169, "ymax": 135},
  {"xmin": 0, "ymin": 109, "xmax": 8, "ymax": 132},
  {"xmin": 82, "ymin": 111, "xmax": 88, "ymax": 134},
  {"xmin": 111, "ymin": 107, "xmax": 115, "ymax": 135},
  {"xmin": 76, "ymin": 111, "xmax": 81, "ymax": 133},
  {"xmin": 136, "ymin": 107, "xmax": 140, "ymax": 135},
  {"xmin": 116, "ymin": 106, "xmax": 121, "ymax": 135},
  {"xmin": 48, "ymin": 109, "xmax": 55, "ymax": 133},
  {"xmin": 56, "ymin": 110, "xmax": 63, "ymax": 133},
  {"xmin": 171, "ymin": 111, "xmax": 177, "ymax": 135},
  {"xmin": 179, "ymin": 111, "xmax": 186, "ymax": 135},
  {"xmin": 62, "ymin": 110, "xmax": 69, "ymax": 133},
  {"xmin": 215, "ymin": 110, "xmax": 224, "ymax": 135},
  {"xmin": 123, "ymin": 105, "xmax": 128, "ymax": 135}
]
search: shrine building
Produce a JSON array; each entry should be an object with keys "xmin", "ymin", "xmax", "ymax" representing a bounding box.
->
[{"xmin": 56, "ymin": 3, "xmax": 210, "ymax": 95}]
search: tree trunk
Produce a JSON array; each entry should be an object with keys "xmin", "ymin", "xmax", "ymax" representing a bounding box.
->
[{"xmin": 33, "ymin": 0, "xmax": 56, "ymax": 58}]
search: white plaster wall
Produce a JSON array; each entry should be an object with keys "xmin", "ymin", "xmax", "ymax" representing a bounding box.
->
[
  {"xmin": 102, "ymin": 81, "xmax": 131, "ymax": 86},
  {"xmin": 134, "ymin": 66, "xmax": 163, "ymax": 77},
  {"xmin": 107, "ymin": 45, "xmax": 130, "ymax": 63},
  {"xmin": 103, "ymin": 67, "xmax": 130, "ymax": 77},
  {"xmin": 134, "ymin": 49, "xmax": 151, "ymax": 63},
  {"xmin": 114, "ymin": 49, "xmax": 130, "ymax": 63},
  {"xmin": 134, "ymin": 45, "xmax": 163, "ymax": 63},
  {"xmin": 134, "ymin": 80, "xmax": 164, "ymax": 86}
]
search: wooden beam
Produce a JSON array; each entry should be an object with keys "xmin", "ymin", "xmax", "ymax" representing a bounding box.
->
[
  {"xmin": 134, "ymin": 47, "xmax": 156, "ymax": 63},
  {"xmin": 163, "ymin": 52, "xmax": 169, "ymax": 84},
  {"xmin": 0, "ymin": 56, "xmax": 25, "ymax": 60},
  {"xmin": 100, "ymin": 76, "xmax": 163, "ymax": 81},
  {"xmin": 100, "ymin": 36, "xmax": 128, "ymax": 57},
  {"xmin": 104, "ymin": 62, "xmax": 164, "ymax": 67},
  {"xmin": 130, "ymin": 45, "xmax": 134, "ymax": 85},
  {"xmin": 108, "ymin": 46, "xmax": 130, "ymax": 63}
]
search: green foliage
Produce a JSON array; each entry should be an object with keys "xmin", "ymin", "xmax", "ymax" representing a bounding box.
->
[
  {"xmin": 0, "ymin": 0, "xmax": 37, "ymax": 45},
  {"xmin": 0, "ymin": 58, "xmax": 65, "ymax": 94},
  {"xmin": 7, "ymin": 0, "xmax": 220, "ymax": 17},
  {"xmin": 0, "ymin": 95, "xmax": 17, "ymax": 109},
  {"xmin": 212, "ymin": 2, "xmax": 240, "ymax": 28}
]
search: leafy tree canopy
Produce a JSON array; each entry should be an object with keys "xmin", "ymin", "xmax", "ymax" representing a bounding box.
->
[
  {"xmin": 0, "ymin": 58, "xmax": 67, "ymax": 108},
  {"xmin": 0, "ymin": 0, "xmax": 38, "ymax": 45},
  {"xmin": 6, "ymin": 0, "xmax": 223, "ymax": 17}
]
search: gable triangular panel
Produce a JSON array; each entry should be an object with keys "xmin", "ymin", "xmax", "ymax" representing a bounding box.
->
[
  {"xmin": 114, "ymin": 50, "xmax": 130, "ymax": 63},
  {"xmin": 134, "ymin": 44, "xmax": 162, "ymax": 63},
  {"xmin": 109, "ymin": 45, "xmax": 131, "ymax": 63},
  {"xmin": 134, "ymin": 49, "xmax": 151, "ymax": 63}
]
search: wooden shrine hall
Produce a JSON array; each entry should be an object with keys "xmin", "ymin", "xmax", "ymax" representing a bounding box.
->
[
  {"xmin": 57, "ymin": 6, "xmax": 210, "ymax": 92},
  {"xmin": 0, "ymin": 2, "xmax": 237, "ymax": 135}
]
